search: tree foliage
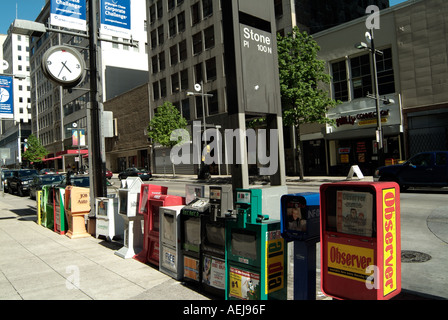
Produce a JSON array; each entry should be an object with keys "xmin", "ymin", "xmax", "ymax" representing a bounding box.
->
[
  {"xmin": 22, "ymin": 134, "xmax": 48, "ymax": 163},
  {"xmin": 277, "ymin": 27, "xmax": 339, "ymax": 178},
  {"xmin": 147, "ymin": 101, "xmax": 188, "ymax": 148}
]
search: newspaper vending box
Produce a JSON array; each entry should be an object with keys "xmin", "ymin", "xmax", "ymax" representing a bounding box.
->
[
  {"xmin": 54, "ymin": 187, "xmax": 67, "ymax": 235},
  {"xmin": 159, "ymin": 205, "xmax": 185, "ymax": 280},
  {"xmin": 280, "ymin": 192, "xmax": 320, "ymax": 300},
  {"xmin": 201, "ymin": 185, "xmax": 233, "ymax": 298},
  {"xmin": 115, "ymin": 177, "xmax": 143, "ymax": 258},
  {"xmin": 225, "ymin": 188, "xmax": 287, "ymax": 300},
  {"xmin": 320, "ymin": 181, "xmax": 401, "ymax": 300},
  {"xmin": 134, "ymin": 184, "xmax": 168, "ymax": 264},
  {"xmin": 95, "ymin": 196, "xmax": 123, "ymax": 241},
  {"xmin": 65, "ymin": 186, "xmax": 91, "ymax": 239}
]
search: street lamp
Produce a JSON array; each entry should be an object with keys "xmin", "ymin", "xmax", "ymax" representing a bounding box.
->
[{"xmin": 355, "ymin": 29, "xmax": 385, "ymax": 166}]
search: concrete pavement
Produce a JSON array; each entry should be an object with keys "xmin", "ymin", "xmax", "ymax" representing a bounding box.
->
[{"xmin": 0, "ymin": 175, "xmax": 446, "ymax": 301}]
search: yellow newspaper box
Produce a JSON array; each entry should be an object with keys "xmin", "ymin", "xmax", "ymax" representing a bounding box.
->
[{"xmin": 65, "ymin": 186, "xmax": 91, "ymax": 239}]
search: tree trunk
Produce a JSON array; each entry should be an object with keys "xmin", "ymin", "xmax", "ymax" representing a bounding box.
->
[{"xmin": 295, "ymin": 125, "xmax": 304, "ymax": 180}]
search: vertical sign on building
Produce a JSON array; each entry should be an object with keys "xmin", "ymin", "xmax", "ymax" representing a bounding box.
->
[
  {"xmin": 100, "ymin": 0, "xmax": 131, "ymax": 38},
  {"xmin": 50, "ymin": 0, "xmax": 87, "ymax": 31},
  {"xmin": 0, "ymin": 75, "xmax": 14, "ymax": 119}
]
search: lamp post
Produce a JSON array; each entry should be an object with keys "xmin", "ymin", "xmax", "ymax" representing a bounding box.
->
[
  {"xmin": 355, "ymin": 29, "xmax": 385, "ymax": 167},
  {"xmin": 187, "ymin": 82, "xmax": 214, "ymax": 178}
]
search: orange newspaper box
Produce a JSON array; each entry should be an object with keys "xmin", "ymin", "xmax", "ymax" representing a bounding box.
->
[
  {"xmin": 320, "ymin": 181, "xmax": 401, "ymax": 300},
  {"xmin": 65, "ymin": 186, "xmax": 91, "ymax": 239}
]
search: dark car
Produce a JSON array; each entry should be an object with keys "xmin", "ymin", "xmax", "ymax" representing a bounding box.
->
[
  {"xmin": 118, "ymin": 167, "xmax": 152, "ymax": 181},
  {"xmin": 374, "ymin": 151, "xmax": 448, "ymax": 191},
  {"xmin": 58, "ymin": 174, "xmax": 90, "ymax": 188},
  {"xmin": 1, "ymin": 169, "xmax": 17, "ymax": 193},
  {"xmin": 29, "ymin": 174, "xmax": 65, "ymax": 199},
  {"xmin": 39, "ymin": 168, "xmax": 57, "ymax": 175},
  {"xmin": 7, "ymin": 169, "xmax": 39, "ymax": 196}
]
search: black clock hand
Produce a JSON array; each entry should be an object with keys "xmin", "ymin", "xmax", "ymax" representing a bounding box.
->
[
  {"xmin": 62, "ymin": 61, "xmax": 72, "ymax": 73},
  {"xmin": 58, "ymin": 62, "xmax": 66, "ymax": 77}
]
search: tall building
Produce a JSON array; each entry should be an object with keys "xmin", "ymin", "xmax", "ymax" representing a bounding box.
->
[
  {"xmin": 0, "ymin": 30, "xmax": 32, "ymax": 167},
  {"xmin": 141, "ymin": 0, "xmax": 389, "ymax": 175},
  {"xmin": 28, "ymin": 0, "xmax": 148, "ymax": 171}
]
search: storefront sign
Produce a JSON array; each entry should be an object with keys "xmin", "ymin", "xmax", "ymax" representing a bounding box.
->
[{"xmin": 336, "ymin": 110, "xmax": 389, "ymax": 127}]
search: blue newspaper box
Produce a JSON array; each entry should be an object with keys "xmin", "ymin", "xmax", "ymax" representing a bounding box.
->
[{"xmin": 280, "ymin": 192, "xmax": 320, "ymax": 242}]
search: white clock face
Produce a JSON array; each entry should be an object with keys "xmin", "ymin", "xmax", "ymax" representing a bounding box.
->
[
  {"xmin": 46, "ymin": 50, "xmax": 83, "ymax": 82},
  {"xmin": 42, "ymin": 46, "xmax": 85, "ymax": 87}
]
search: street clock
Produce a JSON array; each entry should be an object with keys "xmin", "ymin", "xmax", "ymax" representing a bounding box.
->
[{"xmin": 41, "ymin": 45, "xmax": 86, "ymax": 88}]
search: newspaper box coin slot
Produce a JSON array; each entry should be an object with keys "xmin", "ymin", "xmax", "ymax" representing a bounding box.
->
[
  {"xmin": 115, "ymin": 177, "xmax": 143, "ymax": 258},
  {"xmin": 320, "ymin": 181, "xmax": 401, "ymax": 300},
  {"xmin": 65, "ymin": 186, "xmax": 91, "ymax": 239},
  {"xmin": 159, "ymin": 205, "xmax": 185, "ymax": 280},
  {"xmin": 280, "ymin": 192, "xmax": 320, "ymax": 300},
  {"xmin": 225, "ymin": 188, "xmax": 287, "ymax": 300}
]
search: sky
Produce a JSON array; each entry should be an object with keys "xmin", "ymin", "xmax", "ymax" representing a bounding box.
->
[{"xmin": 0, "ymin": 0, "xmax": 410, "ymax": 36}]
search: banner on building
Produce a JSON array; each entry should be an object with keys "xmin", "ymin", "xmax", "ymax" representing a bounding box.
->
[
  {"xmin": 0, "ymin": 75, "xmax": 14, "ymax": 119},
  {"xmin": 50, "ymin": 0, "xmax": 87, "ymax": 32},
  {"xmin": 100, "ymin": 0, "xmax": 131, "ymax": 38}
]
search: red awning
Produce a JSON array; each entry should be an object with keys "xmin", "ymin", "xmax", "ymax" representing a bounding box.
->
[{"xmin": 42, "ymin": 156, "xmax": 62, "ymax": 162}]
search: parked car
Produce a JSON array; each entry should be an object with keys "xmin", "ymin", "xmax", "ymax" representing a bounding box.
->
[
  {"xmin": 58, "ymin": 174, "xmax": 90, "ymax": 188},
  {"xmin": 374, "ymin": 151, "xmax": 448, "ymax": 191},
  {"xmin": 29, "ymin": 174, "xmax": 65, "ymax": 200},
  {"xmin": 1, "ymin": 169, "xmax": 17, "ymax": 193},
  {"xmin": 118, "ymin": 167, "xmax": 152, "ymax": 181},
  {"xmin": 39, "ymin": 168, "xmax": 57, "ymax": 175},
  {"xmin": 7, "ymin": 169, "xmax": 39, "ymax": 196},
  {"xmin": 105, "ymin": 168, "xmax": 113, "ymax": 179}
]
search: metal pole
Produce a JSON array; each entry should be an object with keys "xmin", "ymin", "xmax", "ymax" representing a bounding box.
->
[
  {"xmin": 88, "ymin": 0, "xmax": 105, "ymax": 198},
  {"xmin": 370, "ymin": 29, "xmax": 383, "ymax": 166}
]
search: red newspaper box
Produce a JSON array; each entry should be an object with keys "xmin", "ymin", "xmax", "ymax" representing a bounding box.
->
[
  {"xmin": 320, "ymin": 181, "xmax": 401, "ymax": 300},
  {"xmin": 134, "ymin": 184, "xmax": 168, "ymax": 263},
  {"xmin": 134, "ymin": 187, "xmax": 185, "ymax": 266}
]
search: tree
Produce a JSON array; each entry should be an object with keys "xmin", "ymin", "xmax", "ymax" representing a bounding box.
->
[
  {"xmin": 147, "ymin": 101, "xmax": 188, "ymax": 176},
  {"xmin": 277, "ymin": 27, "xmax": 339, "ymax": 179},
  {"xmin": 22, "ymin": 134, "xmax": 48, "ymax": 164}
]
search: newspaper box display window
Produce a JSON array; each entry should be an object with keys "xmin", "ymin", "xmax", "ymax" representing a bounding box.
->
[{"xmin": 320, "ymin": 181, "xmax": 401, "ymax": 300}]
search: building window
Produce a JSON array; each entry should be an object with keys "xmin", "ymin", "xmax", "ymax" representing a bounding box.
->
[
  {"xmin": 171, "ymin": 73, "xmax": 180, "ymax": 93},
  {"xmin": 157, "ymin": 0, "xmax": 163, "ymax": 19},
  {"xmin": 376, "ymin": 48, "xmax": 395, "ymax": 95},
  {"xmin": 274, "ymin": 0, "xmax": 283, "ymax": 17},
  {"xmin": 193, "ymin": 32, "xmax": 202, "ymax": 55},
  {"xmin": 151, "ymin": 55, "xmax": 158, "ymax": 74},
  {"xmin": 180, "ymin": 69, "xmax": 189, "ymax": 91},
  {"xmin": 150, "ymin": 30, "xmax": 157, "ymax": 49},
  {"xmin": 331, "ymin": 60, "xmax": 348, "ymax": 101},
  {"xmin": 208, "ymin": 90, "xmax": 218, "ymax": 115},
  {"xmin": 195, "ymin": 62, "xmax": 203, "ymax": 84},
  {"xmin": 177, "ymin": 11, "xmax": 186, "ymax": 33},
  {"xmin": 195, "ymin": 95, "xmax": 204, "ymax": 118},
  {"xmin": 159, "ymin": 51, "xmax": 166, "ymax": 71},
  {"xmin": 149, "ymin": 4, "xmax": 156, "ymax": 23},
  {"xmin": 350, "ymin": 54, "xmax": 372, "ymax": 99},
  {"xmin": 204, "ymin": 26, "xmax": 215, "ymax": 50},
  {"xmin": 158, "ymin": 25, "xmax": 164, "ymax": 45},
  {"xmin": 169, "ymin": 17, "xmax": 177, "ymax": 38},
  {"xmin": 179, "ymin": 39, "xmax": 187, "ymax": 61},
  {"xmin": 181, "ymin": 98, "xmax": 190, "ymax": 120},
  {"xmin": 191, "ymin": 2, "xmax": 201, "ymax": 26},
  {"xmin": 170, "ymin": 44, "xmax": 179, "ymax": 65},
  {"xmin": 206, "ymin": 57, "xmax": 217, "ymax": 81},
  {"xmin": 202, "ymin": 0, "xmax": 213, "ymax": 17},
  {"xmin": 160, "ymin": 78, "xmax": 167, "ymax": 97},
  {"xmin": 168, "ymin": 0, "xmax": 175, "ymax": 11}
]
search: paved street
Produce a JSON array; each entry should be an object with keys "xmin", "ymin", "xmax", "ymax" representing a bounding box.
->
[{"xmin": 0, "ymin": 174, "xmax": 447, "ymax": 300}]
